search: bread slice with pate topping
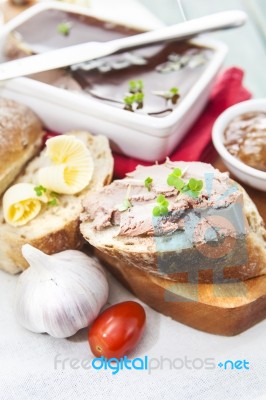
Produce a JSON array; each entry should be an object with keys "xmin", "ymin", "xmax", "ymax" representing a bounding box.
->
[
  {"xmin": 80, "ymin": 161, "xmax": 266, "ymax": 284},
  {"xmin": 0, "ymin": 131, "xmax": 113, "ymax": 274}
]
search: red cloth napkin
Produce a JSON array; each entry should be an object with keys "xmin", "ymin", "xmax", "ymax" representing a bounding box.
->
[{"xmin": 113, "ymin": 67, "xmax": 252, "ymax": 178}]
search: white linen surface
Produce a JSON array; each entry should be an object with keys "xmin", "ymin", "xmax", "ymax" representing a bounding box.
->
[
  {"xmin": 0, "ymin": 268, "xmax": 265, "ymax": 400},
  {"xmin": 0, "ymin": 0, "xmax": 265, "ymax": 399}
]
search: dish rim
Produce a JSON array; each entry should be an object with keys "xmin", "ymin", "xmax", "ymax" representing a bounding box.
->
[
  {"xmin": 212, "ymin": 98, "xmax": 266, "ymax": 180},
  {"xmin": 0, "ymin": 1, "xmax": 228, "ymax": 137}
]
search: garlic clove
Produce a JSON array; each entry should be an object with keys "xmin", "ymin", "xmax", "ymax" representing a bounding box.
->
[
  {"xmin": 22, "ymin": 244, "xmax": 55, "ymax": 274},
  {"xmin": 15, "ymin": 245, "xmax": 109, "ymax": 338}
]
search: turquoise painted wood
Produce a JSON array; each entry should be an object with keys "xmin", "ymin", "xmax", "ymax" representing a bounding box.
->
[{"xmin": 139, "ymin": 0, "xmax": 266, "ymax": 97}]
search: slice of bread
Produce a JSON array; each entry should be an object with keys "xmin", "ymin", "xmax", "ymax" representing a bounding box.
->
[
  {"xmin": 94, "ymin": 248, "xmax": 266, "ymax": 336},
  {"xmin": 0, "ymin": 98, "xmax": 44, "ymax": 196},
  {"xmin": 80, "ymin": 163, "xmax": 266, "ymax": 284},
  {"xmin": 0, "ymin": 131, "xmax": 113, "ymax": 274}
]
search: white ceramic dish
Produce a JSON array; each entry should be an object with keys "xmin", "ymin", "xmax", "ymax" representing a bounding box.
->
[
  {"xmin": 212, "ymin": 98, "xmax": 266, "ymax": 191},
  {"xmin": 0, "ymin": 1, "xmax": 227, "ymax": 161}
]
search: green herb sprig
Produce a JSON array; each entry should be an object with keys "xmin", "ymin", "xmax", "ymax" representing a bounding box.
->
[
  {"xmin": 167, "ymin": 168, "xmax": 203, "ymax": 198},
  {"xmin": 124, "ymin": 92, "xmax": 144, "ymax": 111},
  {"xmin": 129, "ymin": 80, "xmax": 144, "ymax": 93},
  {"xmin": 167, "ymin": 168, "xmax": 185, "ymax": 191},
  {"xmin": 169, "ymin": 87, "xmax": 180, "ymax": 104},
  {"xmin": 144, "ymin": 177, "xmax": 153, "ymax": 192},
  {"xmin": 153, "ymin": 194, "xmax": 169, "ymax": 217},
  {"xmin": 57, "ymin": 22, "xmax": 72, "ymax": 36},
  {"xmin": 116, "ymin": 185, "xmax": 132, "ymax": 212},
  {"xmin": 181, "ymin": 178, "xmax": 203, "ymax": 198},
  {"xmin": 34, "ymin": 186, "xmax": 59, "ymax": 207},
  {"xmin": 124, "ymin": 79, "xmax": 144, "ymax": 111},
  {"xmin": 47, "ymin": 198, "xmax": 58, "ymax": 207},
  {"xmin": 117, "ymin": 198, "xmax": 132, "ymax": 212},
  {"xmin": 149, "ymin": 165, "xmax": 204, "ymax": 217},
  {"xmin": 34, "ymin": 185, "xmax": 46, "ymax": 197},
  {"xmin": 153, "ymin": 86, "xmax": 180, "ymax": 104}
]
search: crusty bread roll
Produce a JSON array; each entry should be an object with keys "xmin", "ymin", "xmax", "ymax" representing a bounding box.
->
[
  {"xmin": 0, "ymin": 131, "xmax": 113, "ymax": 274},
  {"xmin": 80, "ymin": 161, "xmax": 266, "ymax": 284},
  {"xmin": 0, "ymin": 98, "xmax": 44, "ymax": 197}
]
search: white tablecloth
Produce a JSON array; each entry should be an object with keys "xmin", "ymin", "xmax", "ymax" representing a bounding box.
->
[
  {"xmin": 0, "ymin": 268, "xmax": 266, "ymax": 400},
  {"xmin": 0, "ymin": 0, "xmax": 265, "ymax": 399}
]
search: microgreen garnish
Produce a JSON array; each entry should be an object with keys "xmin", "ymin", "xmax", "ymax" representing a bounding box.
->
[
  {"xmin": 169, "ymin": 87, "xmax": 179, "ymax": 104},
  {"xmin": 144, "ymin": 177, "xmax": 153, "ymax": 192},
  {"xmin": 123, "ymin": 93, "xmax": 144, "ymax": 111},
  {"xmin": 167, "ymin": 169, "xmax": 203, "ymax": 198},
  {"xmin": 129, "ymin": 80, "xmax": 144, "ymax": 93},
  {"xmin": 167, "ymin": 168, "xmax": 185, "ymax": 191},
  {"xmin": 124, "ymin": 80, "xmax": 144, "ymax": 111},
  {"xmin": 181, "ymin": 178, "xmax": 203, "ymax": 198},
  {"xmin": 47, "ymin": 198, "xmax": 58, "ymax": 207},
  {"xmin": 169, "ymin": 87, "xmax": 178, "ymax": 95},
  {"xmin": 152, "ymin": 86, "xmax": 180, "ymax": 104},
  {"xmin": 34, "ymin": 185, "xmax": 47, "ymax": 196},
  {"xmin": 116, "ymin": 185, "xmax": 132, "ymax": 212},
  {"xmin": 57, "ymin": 22, "xmax": 72, "ymax": 36},
  {"xmin": 117, "ymin": 198, "xmax": 132, "ymax": 212},
  {"xmin": 48, "ymin": 191, "xmax": 60, "ymax": 206},
  {"xmin": 34, "ymin": 186, "xmax": 59, "ymax": 206},
  {"xmin": 123, "ymin": 95, "xmax": 135, "ymax": 106},
  {"xmin": 150, "ymin": 165, "xmax": 204, "ymax": 217},
  {"xmin": 153, "ymin": 194, "xmax": 169, "ymax": 217}
]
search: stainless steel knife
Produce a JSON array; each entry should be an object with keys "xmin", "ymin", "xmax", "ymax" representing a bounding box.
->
[{"xmin": 0, "ymin": 10, "xmax": 247, "ymax": 81}]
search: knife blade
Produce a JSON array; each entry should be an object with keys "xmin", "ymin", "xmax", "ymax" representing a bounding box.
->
[{"xmin": 0, "ymin": 10, "xmax": 247, "ymax": 81}]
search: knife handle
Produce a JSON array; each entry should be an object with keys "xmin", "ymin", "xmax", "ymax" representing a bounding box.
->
[{"xmin": 111, "ymin": 10, "xmax": 247, "ymax": 52}]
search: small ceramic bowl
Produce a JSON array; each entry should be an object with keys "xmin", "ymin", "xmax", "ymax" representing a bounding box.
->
[{"xmin": 212, "ymin": 98, "xmax": 266, "ymax": 191}]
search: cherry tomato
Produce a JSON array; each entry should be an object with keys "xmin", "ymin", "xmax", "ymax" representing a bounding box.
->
[{"xmin": 88, "ymin": 301, "xmax": 146, "ymax": 359}]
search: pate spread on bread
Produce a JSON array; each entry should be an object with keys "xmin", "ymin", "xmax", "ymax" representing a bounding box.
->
[{"xmin": 81, "ymin": 160, "xmax": 266, "ymax": 283}]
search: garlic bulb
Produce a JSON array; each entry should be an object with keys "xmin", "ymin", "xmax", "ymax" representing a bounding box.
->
[{"xmin": 15, "ymin": 244, "xmax": 109, "ymax": 338}]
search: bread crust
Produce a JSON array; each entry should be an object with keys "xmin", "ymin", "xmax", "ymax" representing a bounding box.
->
[
  {"xmin": 0, "ymin": 98, "xmax": 44, "ymax": 196},
  {"xmin": 0, "ymin": 132, "xmax": 113, "ymax": 274},
  {"xmin": 95, "ymin": 249, "xmax": 266, "ymax": 336},
  {"xmin": 2, "ymin": 218, "xmax": 84, "ymax": 274},
  {"xmin": 81, "ymin": 181, "xmax": 266, "ymax": 284}
]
